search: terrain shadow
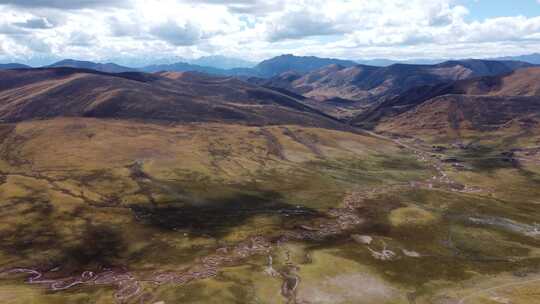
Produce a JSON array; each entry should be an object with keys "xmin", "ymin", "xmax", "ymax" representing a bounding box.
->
[{"xmin": 130, "ymin": 190, "xmax": 321, "ymax": 237}]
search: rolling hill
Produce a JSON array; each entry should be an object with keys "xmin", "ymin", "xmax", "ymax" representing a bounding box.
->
[
  {"xmin": 48, "ymin": 59, "xmax": 136, "ymax": 73},
  {"xmin": 0, "ymin": 63, "xmax": 31, "ymax": 70},
  {"xmin": 0, "ymin": 67, "xmax": 343, "ymax": 128}
]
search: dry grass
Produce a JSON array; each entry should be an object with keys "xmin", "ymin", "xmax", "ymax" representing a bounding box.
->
[{"xmin": 2, "ymin": 117, "xmax": 538, "ymax": 303}]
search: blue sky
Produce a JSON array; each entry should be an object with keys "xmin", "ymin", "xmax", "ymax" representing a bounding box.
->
[{"xmin": 459, "ymin": 0, "xmax": 540, "ymax": 20}]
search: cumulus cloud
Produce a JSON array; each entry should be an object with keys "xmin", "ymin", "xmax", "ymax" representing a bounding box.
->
[
  {"xmin": 0, "ymin": 0, "xmax": 540, "ymax": 64},
  {"xmin": 266, "ymin": 11, "xmax": 345, "ymax": 42},
  {"xmin": 181, "ymin": 0, "xmax": 284, "ymax": 15},
  {"xmin": 10, "ymin": 34, "xmax": 51, "ymax": 53},
  {"xmin": 0, "ymin": 0, "xmax": 130, "ymax": 9},
  {"xmin": 14, "ymin": 17, "xmax": 55, "ymax": 29},
  {"xmin": 150, "ymin": 20, "xmax": 202, "ymax": 46},
  {"xmin": 0, "ymin": 24, "xmax": 28, "ymax": 35},
  {"xmin": 423, "ymin": 1, "xmax": 467, "ymax": 26},
  {"xmin": 462, "ymin": 16, "xmax": 540, "ymax": 43},
  {"xmin": 108, "ymin": 16, "xmax": 141, "ymax": 37},
  {"xmin": 69, "ymin": 31, "xmax": 97, "ymax": 47}
]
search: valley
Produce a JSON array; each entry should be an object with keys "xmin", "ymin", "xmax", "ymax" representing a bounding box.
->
[
  {"xmin": 0, "ymin": 56, "xmax": 538, "ymax": 304},
  {"xmin": 2, "ymin": 0, "xmax": 540, "ymax": 301},
  {"xmin": 0, "ymin": 114, "xmax": 538, "ymax": 303}
]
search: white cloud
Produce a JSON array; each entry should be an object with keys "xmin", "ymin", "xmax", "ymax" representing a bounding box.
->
[
  {"xmin": 0, "ymin": 0, "xmax": 130, "ymax": 9},
  {"xmin": 0, "ymin": 0, "xmax": 539, "ymax": 65},
  {"xmin": 13, "ymin": 17, "xmax": 55, "ymax": 29},
  {"xmin": 150, "ymin": 20, "xmax": 203, "ymax": 46},
  {"xmin": 266, "ymin": 10, "xmax": 345, "ymax": 42}
]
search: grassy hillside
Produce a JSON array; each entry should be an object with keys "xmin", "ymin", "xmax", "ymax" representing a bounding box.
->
[
  {"xmin": 0, "ymin": 118, "xmax": 427, "ymax": 302},
  {"xmin": 0, "ymin": 118, "xmax": 539, "ymax": 303}
]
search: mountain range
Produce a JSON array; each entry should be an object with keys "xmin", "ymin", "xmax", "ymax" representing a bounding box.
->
[
  {"xmin": 1, "ymin": 57, "xmax": 537, "ymax": 137},
  {"xmin": 2, "ymin": 53, "xmax": 539, "ymax": 78},
  {"xmin": 0, "ymin": 67, "xmax": 342, "ymax": 129},
  {"xmin": 355, "ymin": 53, "xmax": 540, "ymax": 67},
  {"xmin": 47, "ymin": 59, "xmax": 138, "ymax": 73},
  {"xmin": 491, "ymin": 53, "xmax": 540, "ymax": 65},
  {"xmin": 352, "ymin": 66, "xmax": 540, "ymax": 138},
  {"xmin": 0, "ymin": 63, "xmax": 31, "ymax": 70},
  {"xmin": 141, "ymin": 54, "xmax": 358, "ymax": 77},
  {"xmin": 248, "ymin": 59, "xmax": 534, "ymax": 117},
  {"xmin": 355, "ymin": 58, "xmax": 446, "ymax": 67},
  {"xmin": 1, "ymin": 54, "xmax": 537, "ymax": 127}
]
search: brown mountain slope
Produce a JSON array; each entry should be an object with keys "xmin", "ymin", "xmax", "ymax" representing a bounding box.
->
[
  {"xmin": 353, "ymin": 67, "xmax": 540, "ymax": 129},
  {"xmin": 376, "ymin": 95, "xmax": 540, "ymax": 138},
  {"xmin": 0, "ymin": 68, "xmax": 343, "ymax": 128},
  {"xmin": 290, "ymin": 64, "xmax": 378, "ymax": 101},
  {"xmin": 247, "ymin": 70, "xmax": 303, "ymax": 92},
  {"xmin": 454, "ymin": 67, "xmax": 540, "ymax": 96},
  {"xmin": 47, "ymin": 59, "xmax": 136, "ymax": 73},
  {"xmin": 251, "ymin": 60, "xmax": 532, "ymax": 111},
  {"xmin": 354, "ymin": 67, "xmax": 540, "ymax": 139}
]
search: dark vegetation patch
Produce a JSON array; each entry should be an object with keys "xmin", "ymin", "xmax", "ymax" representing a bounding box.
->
[
  {"xmin": 247, "ymin": 89, "xmax": 311, "ymax": 112},
  {"xmin": 452, "ymin": 143, "xmax": 540, "ymax": 184},
  {"xmin": 78, "ymin": 169, "xmax": 120, "ymax": 184},
  {"xmin": 257, "ymin": 128, "xmax": 285, "ymax": 160},
  {"xmin": 213, "ymin": 106, "xmax": 248, "ymax": 121},
  {"xmin": 518, "ymin": 168, "xmax": 540, "ymax": 184},
  {"xmin": 130, "ymin": 190, "xmax": 321, "ymax": 237},
  {"xmin": 456, "ymin": 144, "xmax": 518, "ymax": 172},
  {"xmin": 61, "ymin": 225, "xmax": 127, "ymax": 272},
  {"xmin": 0, "ymin": 124, "xmax": 15, "ymax": 145},
  {"xmin": 403, "ymin": 188, "xmax": 540, "ymax": 228},
  {"xmin": 154, "ymin": 281, "xmax": 226, "ymax": 303},
  {"xmin": 0, "ymin": 134, "xmax": 33, "ymax": 167},
  {"xmin": 0, "ymin": 200, "xmax": 56, "ymax": 255},
  {"xmin": 281, "ymin": 127, "xmax": 322, "ymax": 156},
  {"xmin": 376, "ymin": 154, "xmax": 426, "ymax": 170},
  {"xmin": 305, "ymin": 154, "xmax": 428, "ymax": 187},
  {"xmin": 0, "ymin": 205, "xmax": 127, "ymax": 274},
  {"xmin": 265, "ymin": 86, "xmax": 307, "ymax": 100},
  {"xmin": 305, "ymin": 159, "xmax": 381, "ymax": 184}
]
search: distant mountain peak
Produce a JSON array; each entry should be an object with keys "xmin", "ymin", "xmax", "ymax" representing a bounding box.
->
[
  {"xmin": 0, "ymin": 63, "xmax": 31, "ymax": 70},
  {"xmin": 492, "ymin": 53, "xmax": 540, "ymax": 65},
  {"xmin": 187, "ymin": 55, "xmax": 256, "ymax": 69},
  {"xmin": 48, "ymin": 59, "xmax": 135, "ymax": 73},
  {"xmin": 255, "ymin": 54, "xmax": 357, "ymax": 77}
]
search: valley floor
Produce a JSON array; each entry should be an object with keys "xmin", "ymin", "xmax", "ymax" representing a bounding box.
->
[{"xmin": 0, "ymin": 118, "xmax": 539, "ymax": 304}]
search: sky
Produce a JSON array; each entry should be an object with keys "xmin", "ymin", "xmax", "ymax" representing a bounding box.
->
[{"xmin": 0, "ymin": 0, "xmax": 539, "ymax": 66}]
